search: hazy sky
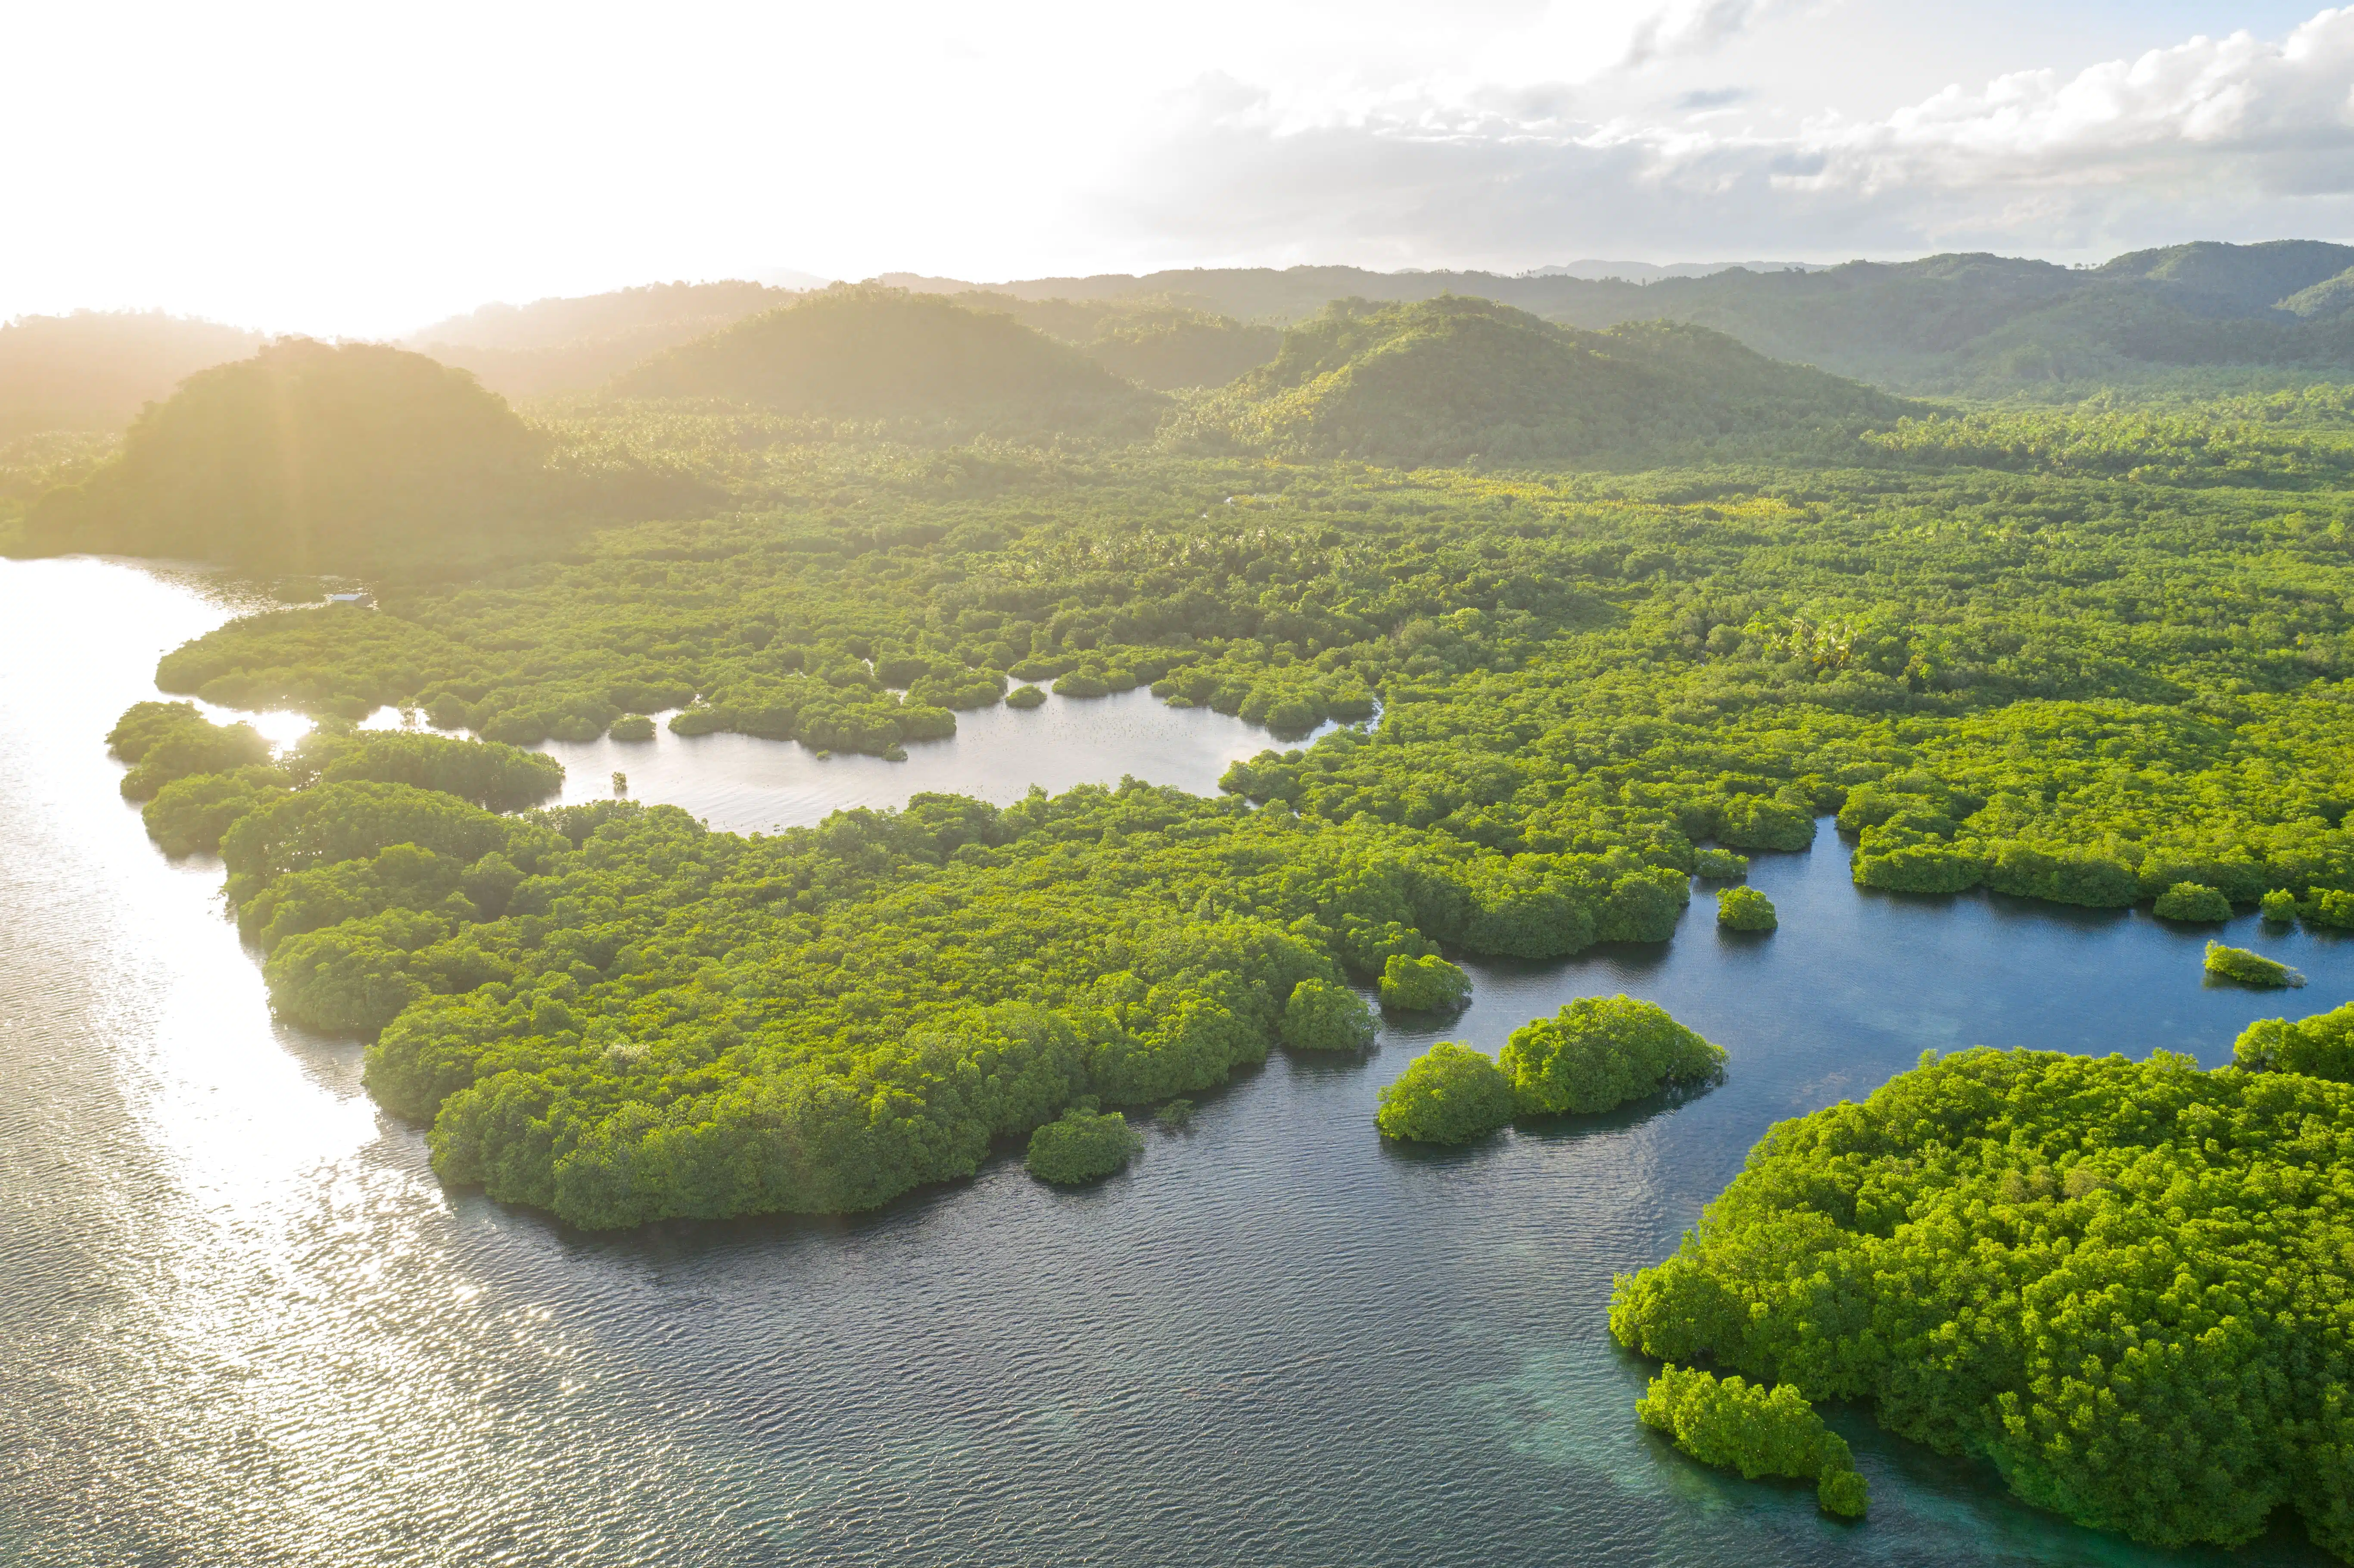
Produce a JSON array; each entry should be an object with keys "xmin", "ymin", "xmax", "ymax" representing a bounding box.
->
[{"xmin": 6, "ymin": 0, "xmax": 2350, "ymax": 336}]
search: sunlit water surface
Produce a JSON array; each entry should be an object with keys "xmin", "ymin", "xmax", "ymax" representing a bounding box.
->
[{"xmin": 3, "ymin": 556, "xmax": 2345, "ymax": 1567}]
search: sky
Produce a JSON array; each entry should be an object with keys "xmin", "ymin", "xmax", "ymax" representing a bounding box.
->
[{"xmin": 4, "ymin": 0, "xmax": 2351, "ymax": 336}]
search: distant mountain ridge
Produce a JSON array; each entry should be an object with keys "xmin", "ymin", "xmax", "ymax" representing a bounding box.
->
[
  {"xmin": 405, "ymin": 280, "xmax": 806, "ymax": 400},
  {"xmin": 1522, "ymin": 259, "xmax": 1834, "ymax": 282},
  {"xmin": 881, "ymin": 242, "xmax": 2354, "ymax": 394}
]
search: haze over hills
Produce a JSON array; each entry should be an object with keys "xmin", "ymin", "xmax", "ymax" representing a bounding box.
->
[
  {"xmin": 405, "ymin": 280, "xmax": 807, "ymax": 400},
  {"xmin": 888, "ymin": 242, "xmax": 2354, "ymax": 394},
  {"xmin": 0, "ymin": 311, "xmax": 264, "ymax": 443},
  {"xmin": 4, "ymin": 240, "xmax": 2354, "ymax": 450}
]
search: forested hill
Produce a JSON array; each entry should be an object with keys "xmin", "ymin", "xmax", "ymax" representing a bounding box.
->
[
  {"xmin": 611, "ymin": 287, "xmax": 1168, "ymax": 434},
  {"xmin": 897, "ymin": 241, "xmax": 2354, "ymax": 395},
  {"xmin": 405, "ymin": 280, "xmax": 802, "ymax": 400},
  {"xmin": 0, "ymin": 310, "xmax": 262, "ymax": 442},
  {"xmin": 1188, "ymin": 297, "xmax": 1909, "ymax": 466},
  {"xmin": 23, "ymin": 339, "xmax": 567, "ymax": 572}
]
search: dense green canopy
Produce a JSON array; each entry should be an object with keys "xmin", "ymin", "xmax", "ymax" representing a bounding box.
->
[
  {"xmin": 1610, "ymin": 1046, "xmax": 2354, "ymax": 1558},
  {"xmin": 1373, "ymin": 1043, "xmax": 1515, "ymax": 1145},
  {"xmin": 1498, "ymin": 995, "xmax": 1724, "ymax": 1116}
]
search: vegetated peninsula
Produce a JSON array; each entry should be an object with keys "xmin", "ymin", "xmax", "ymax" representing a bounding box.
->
[{"xmin": 1609, "ymin": 1036, "xmax": 2354, "ymax": 1559}]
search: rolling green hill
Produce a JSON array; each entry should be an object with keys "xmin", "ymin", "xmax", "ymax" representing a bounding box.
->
[
  {"xmin": 1189, "ymin": 296, "xmax": 1909, "ymax": 466},
  {"xmin": 22, "ymin": 339, "xmax": 562, "ymax": 571},
  {"xmin": 612, "ymin": 286, "xmax": 1167, "ymax": 433}
]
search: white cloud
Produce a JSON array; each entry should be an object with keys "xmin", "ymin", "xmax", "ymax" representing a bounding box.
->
[
  {"xmin": 1095, "ymin": 7, "xmax": 2354, "ymax": 264},
  {"xmin": 1623, "ymin": 0, "xmax": 1798, "ymax": 67}
]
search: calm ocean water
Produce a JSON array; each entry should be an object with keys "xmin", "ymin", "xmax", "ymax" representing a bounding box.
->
[{"xmin": 0, "ymin": 555, "xmax": 2339, "ymax": 1568}]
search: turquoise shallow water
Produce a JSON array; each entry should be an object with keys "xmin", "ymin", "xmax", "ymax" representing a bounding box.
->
[{"xmin": 1, "ymin": 555, "xmax": 2344, "ymax": 1567}]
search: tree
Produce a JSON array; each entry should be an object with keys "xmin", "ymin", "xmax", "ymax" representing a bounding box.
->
[
  {"xmin": 1025, "ymin": 1109, "xmax": 1142, "ymax": 1184},
  {"xmin": 1635, "ymin": 1364, "xmax": 1867, "ymax": 1518},
  {"xmin": 1282, "ymin": 978, "xmax": 1377, "ymax": 1052},
  {"xmin": 1373, "ymin": 1043, "xmax": 1514, "ymax": 1144},
  {"xmin": 1497, "ymin": 995, "xmax": 1724, "ymax": 1117}
]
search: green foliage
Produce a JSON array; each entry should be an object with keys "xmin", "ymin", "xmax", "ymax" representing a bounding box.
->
[
  {"xmin": 2262, "ymin": 887, "xmax": 2300, "ymax": 922},
  {"xmin": 1693, "ymin": 847, "xmax": 1748, "ymax": 879},
  {"xmin": 613, "ymin": 286, "xmax": 1165, "ymax": 437},
  {"xmin": 1373, "ymin": 1043, "xmax": 1514, "ymax": 1144},
  {"xmin": 1378, "ymin": 953, "xmax": 1470, "ymax": 1012},
  {"xmin": 1185, "ymin": 298, "xmax": 1906, "ymax": 467},
  {"xmin": 289, "ymin": 728, "xmax": 564, "ymax": 811},
  {"xmin": 26, "ymin": 340, "xmax": 569, "ymax": 571},
  {"xmin": 2310, "ymin": 888, "xmax": 2354, "ymax": 929},
  {"xmin": 1635, "ymin": 1364, "xmax": 1866, "ymax": 1517},
  {"xmin": 2234, "ymin": 1000, "xmax": 2354, "ymax": 1081},
  {"xmin": 2204, "ymin": 941, "xmax": 2302, "ymax": 988},
  {"xmin": 1497, "ymin": 995, "xmax": 1724, "ymax": 1116},
  {"xmin": 107, "ymin": 700, "xmax": 271, "ymax": 801},
  {"xmin": 142, "ymin": 766, "xmax": 290, "ymax": 856},
  {"xmin": 1716, "ymin": 886, "xmax": 1776, "ymax": 930},
  {"xmin": 2153, "ymin": 881, "xmax": 2233, "ymax": 922},
  {"xmin": 609, "ymin": 714, "xmax": 656, "ymax": 741},
  {"xmin": 1609, "ymin": 1047, "xmax": 2354, "ymax": 1556},
  {"xmin": 1005, "ymin": 684, "xmax": 1047, "ymax": 709},
  {"xmin": 140, "ymin": 733, "xmax": 1722, "ymax": 1223},
  {"xmin": 1281, "ymin": 977, "xmax": 1377, "ymax": 1052},
  {"xmin": 1025, "ymin": 1109, "xmax": 1142, "ymax": 1184}
]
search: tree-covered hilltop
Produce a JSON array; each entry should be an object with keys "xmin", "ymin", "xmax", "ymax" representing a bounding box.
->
[
  {"xmin": 1608, "ymin": 1045, "xmax": 2354, "ymax": 1559},
  {"xmin": 21, "ymin": 340, "xmax": 563, "ymax": 571},
  {"xmin": 610, "ymin": 286, "xmax": 1168, "ymax": 436},
  {"xmin": 1185, "ymin": 298, "xmax": 1908, "ymax": 466},
  {"xmin": 16, "ymin": 338, "xmax": 713, "ymax": 570}
]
